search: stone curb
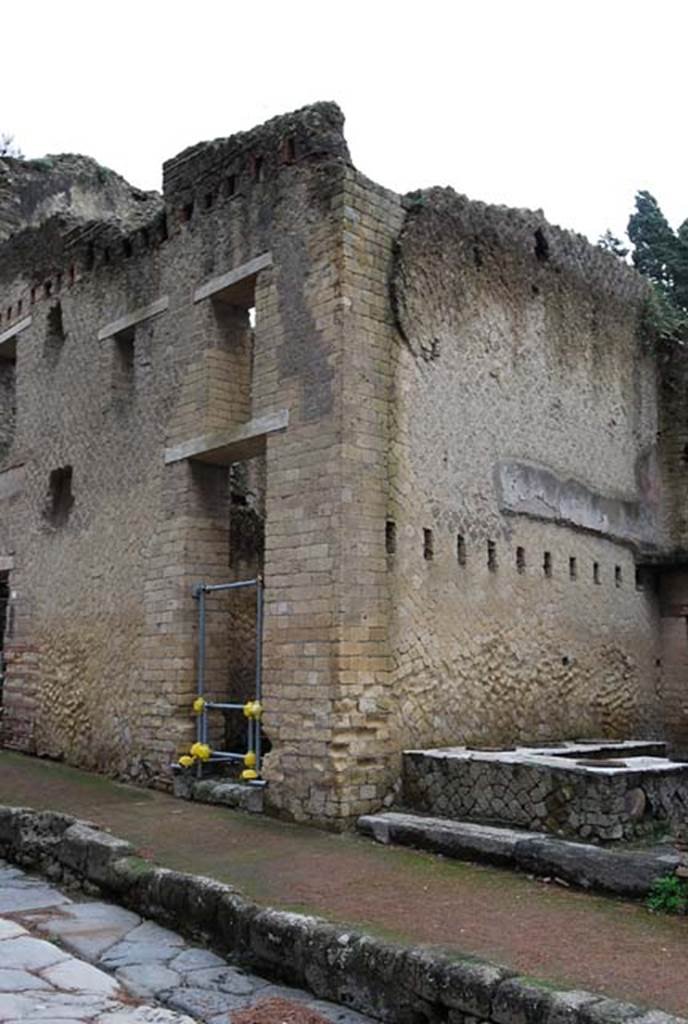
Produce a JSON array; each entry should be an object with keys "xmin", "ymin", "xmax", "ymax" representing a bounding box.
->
[
  {"xmin": 357, "ymin": 812, "xmax": 681, "ymax": 898},
  {"xmin": 0, "ymin": 805, "xmax": 684, "ymax": 1024}
]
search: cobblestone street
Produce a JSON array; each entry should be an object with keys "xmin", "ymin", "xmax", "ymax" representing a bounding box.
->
[{"xmin": 0, "ymin": 860, "xmax": 372, "ymax": 1023}]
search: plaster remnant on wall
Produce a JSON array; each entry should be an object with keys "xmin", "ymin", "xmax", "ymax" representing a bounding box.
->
[{"xmin": 495, "ymin": 460, "xmax": 657, "ymax": 547}]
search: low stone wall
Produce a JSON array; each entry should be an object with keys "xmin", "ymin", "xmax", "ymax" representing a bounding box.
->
[
  {"xmin": 0, "ymin": 805, "xmax": 684, "ymax": 1024},
  {"xmin": 403, "ymin": 748, "xmax": 688, "ymax": 842}
]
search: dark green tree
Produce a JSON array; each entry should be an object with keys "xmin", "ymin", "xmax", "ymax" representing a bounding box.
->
[{"xmin": 627, "ymin": 191, "xmax": 688, "ymax": 344}]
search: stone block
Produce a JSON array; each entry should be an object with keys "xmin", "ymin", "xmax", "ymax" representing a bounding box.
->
[
  {"xmin": 248, "ymin": 908, "xmax": 312, "ymax": 981},
  {"xmin": 359, "ymin": 812, "xmax": 528, "ymax": 866},
  {"xmin": 492, "ymin": 979, "xmax": 555, "ymax": 1024},
  {"xmin": 578, "ymin": 999, "xmax": 645, "ymax": 1024},
  {"xmin": 514, "ymin": 838, "xmax": 679, "ymax": 897},
  {"xmin": 59, "ymin": 823, "xmax": 134, "ymax": 887},
  {"xmin": 442, "ymin": 960, "xmax": 514, "ymax": 1018}
]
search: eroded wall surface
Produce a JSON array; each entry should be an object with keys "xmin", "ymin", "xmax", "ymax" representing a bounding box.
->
[{"xmin": 384, "ymin": 189, "xmax": 664, "ymax": 762}]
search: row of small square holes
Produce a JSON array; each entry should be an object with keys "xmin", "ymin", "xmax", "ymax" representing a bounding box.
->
[
  {"xmin": 178, "ymin": 137, "xmax": 296, "ymax": 226},
  {"xmin": 386, "ymin": 522, "xmax": 643, "ymax": 589},
  {"xmin": 2, "ymin": 267, "xmax": 77, "ymax": 328}
]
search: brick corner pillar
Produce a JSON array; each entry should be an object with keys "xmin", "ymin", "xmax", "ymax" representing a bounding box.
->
[{"xmin": 258, "ymin": 169, "xmax": 404, "ymax": 827}]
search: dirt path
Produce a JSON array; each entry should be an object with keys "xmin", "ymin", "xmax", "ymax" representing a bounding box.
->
[{"xmin": 1, "ymin": 751, "xmax": 686, "ymax": 1015}]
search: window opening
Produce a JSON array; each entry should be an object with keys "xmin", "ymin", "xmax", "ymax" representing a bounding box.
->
[
  {"xmin": 112, "ymin": 326, "xmax": 135, "ymax": 402},
  {"xmin": 45, "ymin": 466, "xmax": 74, "ymax": 526},
  {"xmin": 45, "ymin": 302, "xmax": 66, "ymax": 363},
  {"xmin": 516, "ymin": 546, "xmax": 526, "ymax": 573}
]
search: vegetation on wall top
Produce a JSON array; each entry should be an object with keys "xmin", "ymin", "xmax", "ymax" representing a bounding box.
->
[{"xmin": 601, "ymin": 192, "xmax": 688, "ymax": 347}]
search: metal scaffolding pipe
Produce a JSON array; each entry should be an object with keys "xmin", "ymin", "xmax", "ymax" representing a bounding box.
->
[
  {"xmin": 202, "ymin": 579, "xmax": 258, "ymax": 593},
  {"xmin": 191, "ymin": 575, "xmax": 265, "ymax": 786}
]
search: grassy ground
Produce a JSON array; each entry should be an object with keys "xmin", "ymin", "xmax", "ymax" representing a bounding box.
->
[{"xmin": 0, "ymin": 750, "xmax": 686, "ymax": 1015}]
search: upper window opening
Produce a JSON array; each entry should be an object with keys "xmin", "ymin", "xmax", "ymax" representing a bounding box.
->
[
  {"xmin": 45, "ymin": 466, "xmax": 74, "ymax": 527},
  {"xmin": 112, "ymin": 327, "xmax": 135, "ymax": 400},
  {"xmin": 45, "ymin": 302, "xmax": 67, "ymax": 362}
]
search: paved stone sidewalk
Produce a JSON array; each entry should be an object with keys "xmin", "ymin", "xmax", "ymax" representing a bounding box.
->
[{"xmin": 0, "ymin": 861, "xmax": 373, "ymax": 1024}]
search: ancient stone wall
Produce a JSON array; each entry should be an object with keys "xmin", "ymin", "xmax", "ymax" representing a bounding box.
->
[
  {"xmin": 0, "ymin": 104, "xmax": 359, "ymax": 817},
  {"xmin": 383, "ymin": 189, "xmax": 664, "ymax": 765},
  {"xmin": 0, "ymin": 103, "xmax": 685, "ymax": 825}
]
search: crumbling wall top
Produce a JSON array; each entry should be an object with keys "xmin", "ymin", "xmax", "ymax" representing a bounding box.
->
[
  {"xmin": 392, "ymin": 187, "xmax": 649, "ymax": 354},
  {"xmin": 162, "ymin": 101, "xmax": 350, "ymax": 203},
  {"xmin": 0, "ymin": 153, "xmax": 161, "ymax": 243}
]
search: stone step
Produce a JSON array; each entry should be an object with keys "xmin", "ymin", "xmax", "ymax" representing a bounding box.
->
[
  {"xmin": 357, "ymin": 811, "xmax": 681, "ymax": 898},
  {"xmin": 172, "ymin": 773, "xmax": 265, "ymax": 813}
]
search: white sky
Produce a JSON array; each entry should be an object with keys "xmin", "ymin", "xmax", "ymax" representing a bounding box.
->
[{"xmin": 3, "ymin": 0, "xmax": 687, "ymax": 244}]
